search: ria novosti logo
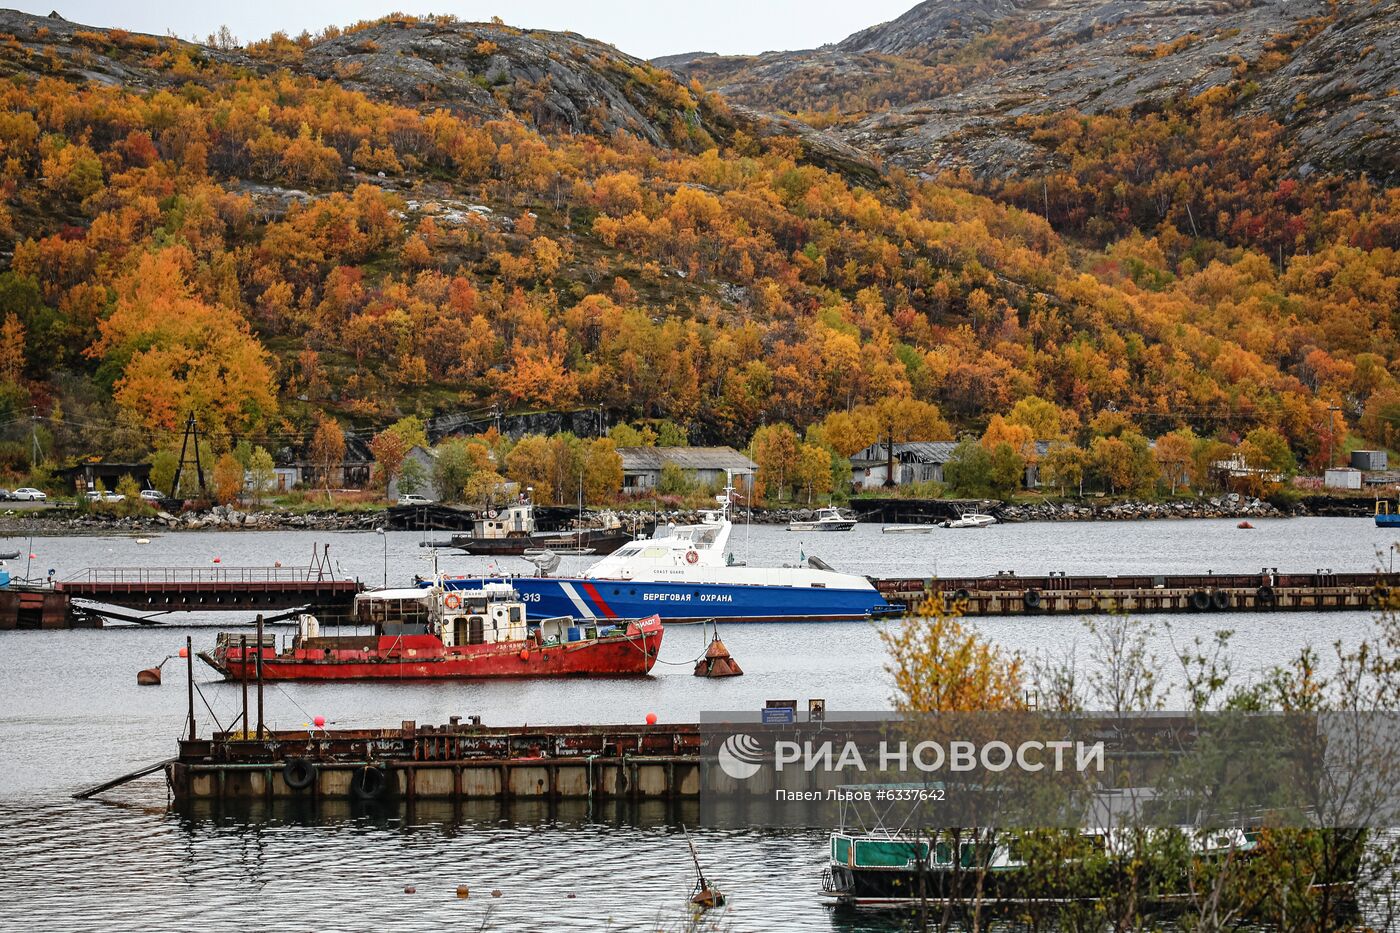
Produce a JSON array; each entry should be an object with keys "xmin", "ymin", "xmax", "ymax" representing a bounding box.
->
[{"xmin": 717, "ymin": 733, "xmax": 765, "ymax": 780}]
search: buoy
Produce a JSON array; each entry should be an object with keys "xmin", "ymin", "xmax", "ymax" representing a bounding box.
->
[
  {"xmin": 404, "ymin": 886, "xmax": 416, "ymax": 894},
  {"xmin": 135, "ymin": 538, "xmax": 150, "ymax": 545},
  {"xmin": 565, "ymin": 893, "xmax": 576, "ymax": 899},
  {"xmin": 491, "ymin": 889, "xmax": 502, "ymax": 898},
  {"xmin": 178, "ymin": 646, "xmax": 189, "ymax": 658},
  {"xmin": 212, "ymin": 556, "xmax": 221, "ymax": 563},
  {"xmin": 695, "ymin": 631, "xmax": 743, "ymax": 678},
  {"xmin": 456, "ymin": 886, "xmax": 470, "ymax": 899},
  {"xmin": 519, "ymin": 649, "xmax": 530, "ymax": 662},
  {"xmin": 136, "ymin": 667, "xmax": 162, "ymax": 686},
  {"xmin": 645, "ymin": 712, "xmax": 658, "ymax": 725},
  {"xmin": 313, "ymin": 715, "xmax": 325, "ymax": 728},
  {"xmin": 28, "ymin": 552, "xmax": 35, "ymax": 559},
  {"xmin": 1237, "ymin": 521, "xmax": 1254, "ymax": 529}
]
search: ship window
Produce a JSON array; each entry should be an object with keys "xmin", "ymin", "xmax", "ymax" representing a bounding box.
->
[
  {"xmin": 613, "ymin": 588, "xmax": 619, "ymax": 595},
  {"xmin": 509, "ymin": 607, "xmax": 522, "ymax": 623}
]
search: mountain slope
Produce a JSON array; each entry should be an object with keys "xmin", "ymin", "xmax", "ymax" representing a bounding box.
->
[{"xmin": 664, "ymin": 0, "xmax": 1399, "ymax": 181}]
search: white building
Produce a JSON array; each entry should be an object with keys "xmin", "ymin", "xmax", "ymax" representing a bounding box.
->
[{"xmin": 1323, "ymin": 467, "xmax": 1362, "ymax": 490}]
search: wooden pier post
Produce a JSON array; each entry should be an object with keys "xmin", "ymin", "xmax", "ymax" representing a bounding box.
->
[
  {"xmin": 255, "ymin": 613, "xmax": 265, "ymax": 740},
  {"xmin": 240, "ymin": 634, "xmax": 249, "ymax": 735},
  {"xmin": 185, "ymin": 634, "xmax": 195, "ymax": 742}
]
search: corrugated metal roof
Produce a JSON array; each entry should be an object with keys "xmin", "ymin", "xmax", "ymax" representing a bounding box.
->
[
  {"xmin": 617, "ymin": 446, "xmax": 757, "ymax": 473},
  {"xmin": 851, "ymin": 441, "xmax": 959, "ymax": 464}
]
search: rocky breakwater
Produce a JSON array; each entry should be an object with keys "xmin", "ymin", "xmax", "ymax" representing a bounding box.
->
[
  {"xmin": 996, "ymin": 495, "xmax": 1283, "ymax": 523},
  {"xmin": 2, "ymin": 505, "xmax": 389, "ymax": 534}
]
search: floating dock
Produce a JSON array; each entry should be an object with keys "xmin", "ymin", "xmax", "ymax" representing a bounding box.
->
[
  {"xmin": 167, "ymin": 720, "xmax": 708, "ymax": 803},
  {"xmin": 875, "ymin": 570, "xmax": 1396, "ymax": 615}
]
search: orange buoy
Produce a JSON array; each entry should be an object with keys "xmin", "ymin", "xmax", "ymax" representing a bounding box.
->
[
  {"xmin": 1237, "ymin": 520, "xmax": 1254, "ymax": 529},
  {"xmin": 519, "ymin": 649, "xmax": 530, "ymax": 662},
  {"xmin": 645, "ymin": 712, "xmax": 657, "ymax": 725},
  {"xmin": 178, "ymin": 646, "xmax": 189, "ymax": 658},
  {"xmin": 136, "ymin": 667, "xmax": 162, "ymax": 686},
  {"xmin": 695, "ymin": 631, "xmax": 743, "ymax": 677}
]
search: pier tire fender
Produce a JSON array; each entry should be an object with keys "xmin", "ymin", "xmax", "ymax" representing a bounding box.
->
[
  {"xmin": 1372, "ymin": 586, "xmax": 1392, "ymax": 609},
  {"xmin": 352, "ymin": 765, "xmax": 389, "ymax": 801},
  {"xmin": 1256, "ymin": 585, "xmax": 1276, "ymax": 608},
  {"xmin": 1211, "ymin": 590, "xmax": 1230, "ymax": 611},
  {"xmin": 953, "ymin": 588, "xmax": 971, "ymax": 603},
  {"xmin": 1191, "ymin": 590, "xmax": 1211, "ymax": 611},
  {"xmin": 443, "ymin": 593, "xmax": 462, "ymax": 610},
  {"xmin": 685, "ymin": 550, "xmax": 699, "ymax": 565},
  {"xmin": 1022, "ymin": 588, "xmax": 1042, "ymax": 610},
  {"xmin": 282, "ymin": 758, "xmax": 317, "ymax": 791}
]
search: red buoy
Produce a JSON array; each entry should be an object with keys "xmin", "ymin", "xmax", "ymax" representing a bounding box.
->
[
  {"xmin": 313, "ymin": 715, "xmax": 325, "ymax": 728},
  {"xmin": 178, "ymin": 646, "xmax": 189, "ymax": 658},
  {"xmin": 645, "ymin": 712, "xmax": 657, "ymax": 725},
  {"xmin": 519, "ymin": 649, "xmax": 530, "ymax": 662}
]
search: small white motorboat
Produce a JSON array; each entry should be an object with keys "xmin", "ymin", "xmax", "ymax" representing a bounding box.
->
[
  {"xmin": 942, "ymin": 513, "xmax": 997, "ymax": 529},
  {"xmin": 788, "ymin": 506, "xmax": 858, "ymax": 532},
  {"xmin": 881, "ymin": 524, "xmax": 937, "ymax": 534}
]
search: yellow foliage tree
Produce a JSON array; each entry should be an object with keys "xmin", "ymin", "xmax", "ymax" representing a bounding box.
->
[{"xmin": 90, "ymin": 248, "xmax": 276, "ymax": 437}]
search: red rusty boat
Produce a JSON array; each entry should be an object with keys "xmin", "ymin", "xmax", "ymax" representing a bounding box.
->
[{"xmin": 198, "ymin": 582, "xmax": 663, "ymax": 681}]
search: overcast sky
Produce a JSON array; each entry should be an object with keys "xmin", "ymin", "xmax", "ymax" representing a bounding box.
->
[{"xmin": 20, "ymin": 1, "xmax": 917, "ymax": 58}]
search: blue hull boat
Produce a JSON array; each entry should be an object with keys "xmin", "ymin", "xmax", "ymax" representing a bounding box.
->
[
  {"xmin": 441, "ymin": 575, "xmax": 896, "ymax": 623},
  {"xmin": 438, "ymin": 485, "xmax": 898, "ymax": 623}
]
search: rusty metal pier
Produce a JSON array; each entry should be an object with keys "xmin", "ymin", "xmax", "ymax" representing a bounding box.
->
[
  {"xmin": 57, "ymin": 565, "xmax": 361, "ymax": 615},
  {"xmin": 874, "ymin": 570, "xmax": 1397, "ymax": 616}
]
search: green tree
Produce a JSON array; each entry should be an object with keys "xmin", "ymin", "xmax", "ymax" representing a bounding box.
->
[
  {"xmin": 148, "ymin": 449, "xmax": 178, "ymax": 496},
  {"xmin": 987, "ymin": 442, "xmax": 1025, "ymax": 497},
  {"xmin": 1041, "ymin": 443, "xmax": 1087, "ymax": 496},
  {"xmin": 397, "ymin": 456, "xmax": 427, "ymax": 497},
  {"xmin": 434, "ymin": 437, "xmax": 491, "ymax": 504},
  {"xmin": 247, "ymin": 446, "xmax": 275, "ymax": 506},
  {"xmin": 944, "ymin": 438, "xmax": 994, "ymax": 498},
  {"xmin": 656, "ymin": 462, "xmax": 696, "ymax": 496},
  {"xmin": 503, "ymin": 434, "xmax": 554, "ymax": 502},
  {"xmin": 654, "ymin": 420, "xmax": 689, "ymax": 447},
  {"xmin": 309, "ymin": 416, "xmax": 345, "ymax": 500},
  {"xmin": 795, "ymin": 442, "xmax": 833, "ymax": 504},
  {"xmin": 1242, "ymin": 427, "xmax": 1297, "ymax": 476}
]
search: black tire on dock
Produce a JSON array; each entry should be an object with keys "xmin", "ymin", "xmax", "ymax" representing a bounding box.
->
[
  {"xmin": 1023, "ymin": 588, "xmax": 1042, "ymax": 610},
  {"xmin": 1372, "ymin": 586, "xmax": 1391, "ymax": 609},
  {"xmin": 1211, "ymin": 590, "xmax": 1230, "ymax": 610},
  {"xmin": 352, "ymin": 764, "xmax": 388, "ymax": 800},
  {"xmin": 1191, "ymin": 590, "xmax": 1211, "ymax": 611},
  {"xmin": 1256, "ymin": 586, "xmax": 1276, "ymax": 609},
  {"xmin": 282, "ymin": 757, "xmax": 317, "ymax": 791},
  {"xmin": 953, "ymin": 588, "xmax": 971, "ymax": 603}
]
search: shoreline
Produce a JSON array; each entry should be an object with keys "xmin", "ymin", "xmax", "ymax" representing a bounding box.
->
[{"xmin": 0, "ymin": 494, "xmax": 1368, "ymax": 536}]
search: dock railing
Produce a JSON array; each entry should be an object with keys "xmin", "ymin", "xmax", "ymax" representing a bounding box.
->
[{"xmin": 62, "ymin": 566, "xmax": 354, "ymax": 586}]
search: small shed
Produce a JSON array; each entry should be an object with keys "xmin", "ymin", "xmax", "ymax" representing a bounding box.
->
[
  {"xmin": 1324, "ymin": 467, "xmax": 1362, "ymax": 490},
  {"xmin": 617, "ymin": 446, "xmax": 755, "ymax": 492},
  {"xmin": 1351, "ymin": 450, "xmax": 1388, "ymax": 472}
]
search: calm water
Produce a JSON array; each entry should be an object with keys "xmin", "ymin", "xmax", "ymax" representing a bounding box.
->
[{"xmin": 0, "ymin": 518, "xmax": 1392, "ymax": 931}]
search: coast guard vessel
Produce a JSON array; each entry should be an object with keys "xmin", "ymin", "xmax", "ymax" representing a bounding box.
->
[{"xmin": 442, "ymin": 488, "xmax": 896, "ymax": 623}]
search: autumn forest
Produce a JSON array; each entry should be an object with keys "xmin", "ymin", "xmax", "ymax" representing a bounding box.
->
[{"xmin": 0, "ymin": 8, "xmax": 1395, "ymax": 501}]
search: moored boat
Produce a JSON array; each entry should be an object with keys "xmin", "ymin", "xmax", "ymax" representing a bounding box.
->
[
  {"xmin": 880, "ymin": 524, "xmax": 936, "ymax": 534},
  {"xmin": 788, "ymin": 506, "xmax": 858, "ymax": 532},
  {"xmin": 442, "ymin": 486, "xmax": 897, "ymax": 623},
  {"xmin": 198, "ymin": 582, "xmax": 662, "ymax": 680},
  {"xmin": 423, "ymin": 501, "xmax": 637, "ymax": 556},
  {"xmin": 942, "ymin": 512, "xmax": 997, "ymax": 529},
  {"xmin": 1376, "ymin": 499, "xmax": 1400, "ymax": 528}
]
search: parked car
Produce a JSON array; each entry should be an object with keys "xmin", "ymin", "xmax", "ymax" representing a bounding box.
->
[
  {"xmin": 139, "ymin": 489, "xmax": 165, "ymax": 502},
  {"xmin": 12, "ymin": 488, "xmax": 46, "ymax": 501},
  {"xmin": 102, "ymin": 492, "xmax": 126, "ymax": 503},
  {"xmin": 397, "ymin": 493, "xmax": 432, "ymax": 506},
  {"xmin": 0, "ymin": 489, "xmax": 11, "ymax": 501},
  {"xmin": 84, "ymin": 490, "xmax": 103, "ymax": 502}
]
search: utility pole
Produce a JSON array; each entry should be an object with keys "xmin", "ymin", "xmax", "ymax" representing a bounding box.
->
[
  {"xmin": 1324, "ymin": 404, "xmax": 1342, "ymax": 469},
  {"xmin": 170, "ymin": 413, "xmax": 207, "ymax": 498}
]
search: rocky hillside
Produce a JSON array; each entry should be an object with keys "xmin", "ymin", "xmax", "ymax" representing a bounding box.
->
[{"xmin": 663, "ymin": 0, "xmax": 1399, "ymax": 181}]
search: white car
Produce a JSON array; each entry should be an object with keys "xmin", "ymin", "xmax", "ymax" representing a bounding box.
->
[
  {"xmin": 139, "ymin": 490, "xmax": 165, "ymax": 502},
  {"xmin": 103, "ymin": 492, "xmax": 126, "ymax": 503},
  {"xmin": 13, "ymin": 488, "xmax": 46, "ymax": 501},
  {"xmin": 398, "ymin": 494, "xmax": 432, "ymax": 506}
]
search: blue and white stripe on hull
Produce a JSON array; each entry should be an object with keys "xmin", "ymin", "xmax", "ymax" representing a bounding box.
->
[{"xmin": 441, "ymin": 576, "xmax": 897, "ymax": 624}]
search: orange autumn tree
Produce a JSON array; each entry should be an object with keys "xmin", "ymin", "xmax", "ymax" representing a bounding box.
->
[{"xmin": 89, "ymin": 247, "xmax": 276, "ymax": 437}]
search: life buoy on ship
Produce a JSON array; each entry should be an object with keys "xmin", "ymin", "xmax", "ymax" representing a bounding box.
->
[
  {"xmin": 282, "ymin": 757, "xmax": 317, "ymax": 791},
  {"xmin": 444, "ymin": 593, "xmax": 462, "ymax": 610},
  {"xmin": 685, "ymin": 550, "xmax": 699, "ymax": 565},
  {"xmin": 487, "ymin": 509, "xmax": 498, "ymax": 519}
]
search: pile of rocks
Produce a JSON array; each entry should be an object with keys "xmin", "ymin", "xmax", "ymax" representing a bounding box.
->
[
  {"xmin": 996, "ymin": 495, "xmax": 1284, "ymax": 523},
  {"xmin": 156, "ymin": 506, "xmax": 386, "ymax": 531}
]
